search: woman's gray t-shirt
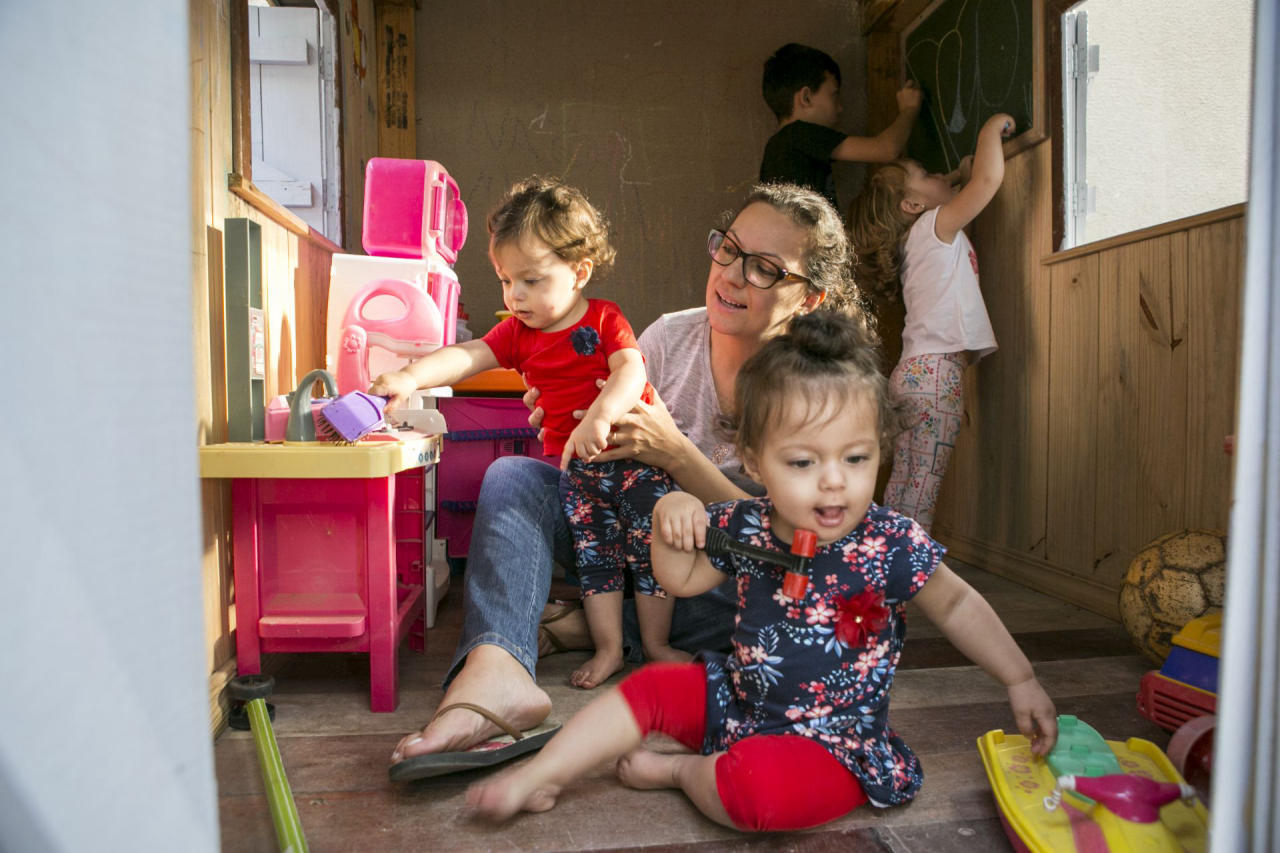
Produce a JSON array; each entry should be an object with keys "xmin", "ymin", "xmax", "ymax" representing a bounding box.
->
[{"xmin": 637, "ymin": 308, "xmax": 763, "ymax": 496}]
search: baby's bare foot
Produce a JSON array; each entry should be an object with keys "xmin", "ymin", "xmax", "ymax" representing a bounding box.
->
[
  {"xmin": 570, "ymin": 649, "xmax": 624, "ymax": 689},
  {"xmin": 466, "ymin": 771, "xmax": 561, "ymax": 821},
  {"xmin": 616, "ymin": 748, "xmax": 681, "ymax": 790}
]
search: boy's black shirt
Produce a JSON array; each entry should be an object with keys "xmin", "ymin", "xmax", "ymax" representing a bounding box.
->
[{"xmin": 758, "ymin": 120, "xmax": 847, "ymax": 208}]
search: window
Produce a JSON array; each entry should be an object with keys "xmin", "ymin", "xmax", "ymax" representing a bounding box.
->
[
  {"xmin": 239, "ymin": 0, "xmax": 342, "ymax": 244},
  {"xmin": 1057, "ymin": 0, "xmax": 1253, "ymax": 250}
]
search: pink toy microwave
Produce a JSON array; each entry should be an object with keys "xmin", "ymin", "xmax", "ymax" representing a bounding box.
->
[{"xmin": 362, "ymin": 158, "xmax": 468, "ymax": 263}]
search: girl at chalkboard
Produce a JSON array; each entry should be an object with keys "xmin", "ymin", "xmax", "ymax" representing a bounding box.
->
[{"xmin": 848, "ymin": 112, "xmax": 1015, "ymax": 531}]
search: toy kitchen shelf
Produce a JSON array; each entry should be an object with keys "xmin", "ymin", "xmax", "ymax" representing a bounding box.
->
[{"xmin": 200, "ymin": 433, "xmax": 440, "ymax": 712}]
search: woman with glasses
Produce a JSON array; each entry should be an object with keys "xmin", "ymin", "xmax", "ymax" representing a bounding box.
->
[{"xmin": 390, "ymin": 183, "xmax": 868, "ymax": 782}]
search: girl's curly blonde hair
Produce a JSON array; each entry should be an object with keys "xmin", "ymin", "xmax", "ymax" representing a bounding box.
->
[
  {"xmin": 847, "ymin": 161, "xmax": 916, "ymax": 303},
  {"xmin": 487, "ymin": 176, "xmax": 617, "ymax": 275}
]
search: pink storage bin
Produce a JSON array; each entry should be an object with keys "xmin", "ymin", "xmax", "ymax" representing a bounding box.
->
[
  {"xmin": 435, "ymin": 397, "xmax": 557, "ymax": 558},
  {"xmin": 363, "ymin": 158, "xmax": 469, "ymax": 263}
]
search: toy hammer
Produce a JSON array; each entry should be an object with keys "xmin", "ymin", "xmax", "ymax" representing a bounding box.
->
[{"xmin": 701, "ymin": 526, "xmax": 818, "ymax": 597}]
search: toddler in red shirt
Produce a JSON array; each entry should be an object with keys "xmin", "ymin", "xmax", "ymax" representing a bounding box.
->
[{"xmin": 371, "ymin": 177, "xmax": 692, "ymax": 689}]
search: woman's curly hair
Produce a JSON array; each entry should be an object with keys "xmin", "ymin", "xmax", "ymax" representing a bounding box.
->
[
  {"xmin": 733, "ymin": 182, "xmax": 859, "ymax": 315},
  {"xmin": 487, "ymin": 176, "xmax": 616, "ymax": 275}
]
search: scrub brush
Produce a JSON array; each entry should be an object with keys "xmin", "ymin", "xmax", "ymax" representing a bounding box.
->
[{"xmin": 317, "ymin": 391, "xmax": 390, "ymax": 444}]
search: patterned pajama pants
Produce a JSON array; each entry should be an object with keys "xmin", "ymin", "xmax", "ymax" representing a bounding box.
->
[
  {"xmin": 559, "ymin": 458, "xmax": 675, "ymax": 597},
  {"xmin": 883, "ymin": 352, "xmax": 966, "ymax": 531}
]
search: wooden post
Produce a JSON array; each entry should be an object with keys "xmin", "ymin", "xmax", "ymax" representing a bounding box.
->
[{"xmin": 375, "ymin": 2, "xmax": 417, "ymax": 159}]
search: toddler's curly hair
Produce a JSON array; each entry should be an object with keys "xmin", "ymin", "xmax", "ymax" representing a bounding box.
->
[
  {"xmin": 487, "ymin": 176, "xmax": 617, "ymax": 275},
  {"xmin": 847, "ymin": 161, "xmax": 917, "ymax": 303}
]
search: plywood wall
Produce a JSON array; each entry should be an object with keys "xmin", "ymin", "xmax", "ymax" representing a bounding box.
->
[
  {"xmin": 864, "ymin": 4, "xmax": 1243, "ymax": 619},
  {"xmin": 190, "ymin": 0, "xmax": 375, "ymax": 733},
  {"xmin": 409, "ymin": 1, "xmax": 871, "ymax": 337}
]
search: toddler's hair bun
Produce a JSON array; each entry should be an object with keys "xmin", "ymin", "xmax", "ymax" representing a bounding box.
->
[{"xmin": 788, "ymin": 309, "xmax": 877, "ymax": 363}]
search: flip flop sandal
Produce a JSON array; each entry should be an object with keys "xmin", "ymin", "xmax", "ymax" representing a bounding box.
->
[
  {"xmin": 389, "ymin": 703, "xmax": 561, "ymax": 782},
  {"xmin": 538, "ymin": 599, "xmax": 582, "ymax": 656}
]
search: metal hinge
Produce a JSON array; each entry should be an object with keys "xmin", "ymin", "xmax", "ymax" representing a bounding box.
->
[
  {"xmin": 320, "ymin": 44, "xmax": 335, "ymax": 82},
  {"xmin": 1069, "ymin": 44, "xmax": 1101, "ymax": 80},
  {"xmin": 1070, "ymin": 181, "xmax": 1097, "ymax": 216}
]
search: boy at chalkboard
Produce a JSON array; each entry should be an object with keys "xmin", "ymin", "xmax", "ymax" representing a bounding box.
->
[{"xmin": 760, "ymin": 43, "xmax": 922, "ymax": 209}]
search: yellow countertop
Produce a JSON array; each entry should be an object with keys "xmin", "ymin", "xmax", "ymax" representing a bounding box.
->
[{"xmin": 199, "ymin": 433, "xmax": 439, "ymax": 479}]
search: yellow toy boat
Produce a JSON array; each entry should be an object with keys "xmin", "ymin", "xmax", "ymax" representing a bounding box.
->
[{"xmin": 978, "ymin": 716, "xmax": 1208, "ymax": 852}]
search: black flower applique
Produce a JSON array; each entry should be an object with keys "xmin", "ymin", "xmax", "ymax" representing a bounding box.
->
[{"xmin": 571, "ymin": 325, "xmax": 602, "ymax": 356}]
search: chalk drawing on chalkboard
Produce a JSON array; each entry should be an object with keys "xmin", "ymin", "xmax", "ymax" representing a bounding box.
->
[{"xmin": 901, "ymin": 0, "xmax": 1045, "ymax": 175}]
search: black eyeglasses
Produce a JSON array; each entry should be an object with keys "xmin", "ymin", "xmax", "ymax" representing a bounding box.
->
[{"xmin": 707, "ymin": 230, "xmax": 810, "ymax": 290}]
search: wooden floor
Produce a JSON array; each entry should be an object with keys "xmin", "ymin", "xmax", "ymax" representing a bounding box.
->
[{"xmin": 215, "ymin": 560, "xmax": 1169, "ymax": 852}]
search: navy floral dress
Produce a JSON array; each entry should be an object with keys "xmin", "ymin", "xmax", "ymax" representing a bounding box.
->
[{"xmin": 698, "ymin": 498, "xmax": 944, "ymax": 806}]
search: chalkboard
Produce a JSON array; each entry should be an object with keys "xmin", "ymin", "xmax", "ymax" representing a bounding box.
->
[{"xmin": 902, "ymin": 0, "xmax": 1041, "ymax": 175}]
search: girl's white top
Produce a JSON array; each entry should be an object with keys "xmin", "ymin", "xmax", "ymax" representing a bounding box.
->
[{"xmin": 899, "ymin": 208, "xmax": 998, "ymax": 362}]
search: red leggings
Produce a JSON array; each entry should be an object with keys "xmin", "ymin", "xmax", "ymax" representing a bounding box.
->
[{"xmin": 618, "ymin": 663, "xmax": 868, "ymax": 831}]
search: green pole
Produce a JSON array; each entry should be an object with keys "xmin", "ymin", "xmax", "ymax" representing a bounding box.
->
[{"xmin": 244, "ymin": 697, "xmax": 308, "ymax": 853}]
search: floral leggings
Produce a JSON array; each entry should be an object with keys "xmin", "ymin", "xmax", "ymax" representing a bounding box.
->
[
  {"xmin": 883, "ymin": 352, "xmax": 966, "ymax": 531},
  {"xmin": 560, "ymin": 458, "xmax": 675, "ymax": 597}
]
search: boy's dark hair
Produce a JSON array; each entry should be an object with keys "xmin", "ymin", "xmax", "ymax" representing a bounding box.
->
[
  {"xmin": 762, "ymin": 43, "xmax": 842, "ymax": 121},
  {"xmin": 725, "ymin": 310, "xmax": 903, "ymax": 461}
]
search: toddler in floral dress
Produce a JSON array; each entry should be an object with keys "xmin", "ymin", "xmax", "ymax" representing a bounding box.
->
[{"xmin": 468, "ymin": 309, "xmax": 1058, "ymax": 831}]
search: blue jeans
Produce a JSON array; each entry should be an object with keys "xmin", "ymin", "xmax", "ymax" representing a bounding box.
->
[{"xmin": 445, "ymin": 455, "xmax": 737, "ymax": 686}]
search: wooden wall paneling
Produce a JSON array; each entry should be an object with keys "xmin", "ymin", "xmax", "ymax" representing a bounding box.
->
[
  {"xmin": 192, "ymin": 0, "xmax": 237, "ymax": 734},
  {"xmin": 1092, "ymin": 242, "xmax": 1140, "ymax": 584},
  {"xmin": 866, "ymin": 29, "xmax": 905, "ymax": 505},
  {"xmin": 230, "ymin": 0, "xmax": 252, "ymax": 177},
  {"xmin": 294, "ymin": 237, "xmax": 331, "ymax": 376},
  {"xmin": 934, "ymin": 143, "xmax": 1051, "ymax": 555},
  {"xmin": 1045, "ymin": 254, "xmax": 1099, "ymax": 569},
  {"xmin": 1025, "ymin": 142, "xmax": 1053, "ymax": 557},
  {"xmin": 1185, "ymin": 217, "xmax": 1244, "ymax": 533},
  {"xmin": 339, "ymin": 0, "xmax": 379, "ymax": 257},
  {"xmin": 1092, "ymin": 235, "xmax": 1189, "ymax": 586},
  {"xmin": 375, "ymin": 2, "xmax": 415, "ymax": 158},
  {"xmin": 210, "ymin": 0, "xmax": 233, "ymax": 228},
  {"xmin": 1135, "ymin": 234, "xmax": 1188, "ymax": 559}
]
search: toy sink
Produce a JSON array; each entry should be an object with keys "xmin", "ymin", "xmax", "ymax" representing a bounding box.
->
[{"xmin": 978, "ymin": 716, "xmax": 1208, "ymax": 853}]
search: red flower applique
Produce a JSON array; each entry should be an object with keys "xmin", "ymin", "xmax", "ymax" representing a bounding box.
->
[{"xmin": 834, "ymin": 590, "xmax": 890, "ymax": 647}]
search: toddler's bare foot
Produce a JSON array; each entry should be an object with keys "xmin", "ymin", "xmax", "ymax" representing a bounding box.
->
[
  {"xmin": 642, "ymin": 643, "xmax": 694, "ymax": 664},
  {"xmin": 570, "ymin": 648, "xmax": 624, "ymax": 689},
  {"xmin": 466, "ymin": 771, "xmax": 561, "ymax": 821},
  {"xmin": 616, "ymin": 747, "xmax": 683, "ymax": 790}
]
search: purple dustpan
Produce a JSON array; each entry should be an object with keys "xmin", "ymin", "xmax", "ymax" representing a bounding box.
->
[{"xmin": 318, "ymin": 392, "xmax": 389, "ymax": 443}]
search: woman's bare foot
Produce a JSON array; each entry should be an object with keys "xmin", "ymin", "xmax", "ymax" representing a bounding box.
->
[
  {"xmin": 391, "ymin": 645, "xmax": 551, "ymax": 763},
  {"xmin": 615, "ymin": 747, "xmax": 683, "ymax": 790},
  {"xmin": 642, "ymin": 643, "xmax": 694, "ymax": 664},
  {"xmin": 570, "ymin": 648, "xmax": 624, "ymax": 689},
  {"xmin": 466, "ymin": 770, "xmax": 561, "ymax": 821},
  {"xmin": 538, "ymin": 601, "xmax": 594, "ymax": 657}
]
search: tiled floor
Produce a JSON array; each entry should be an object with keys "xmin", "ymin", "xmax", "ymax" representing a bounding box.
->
[{"xmin": 214, "ymin": 561, "xmax": 1169, "ymax": 852}]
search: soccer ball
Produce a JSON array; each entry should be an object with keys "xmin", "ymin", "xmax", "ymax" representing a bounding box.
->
[{"xmin": 1118, "ymin": 530, "xmax": 1227, "ymax": 664}]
